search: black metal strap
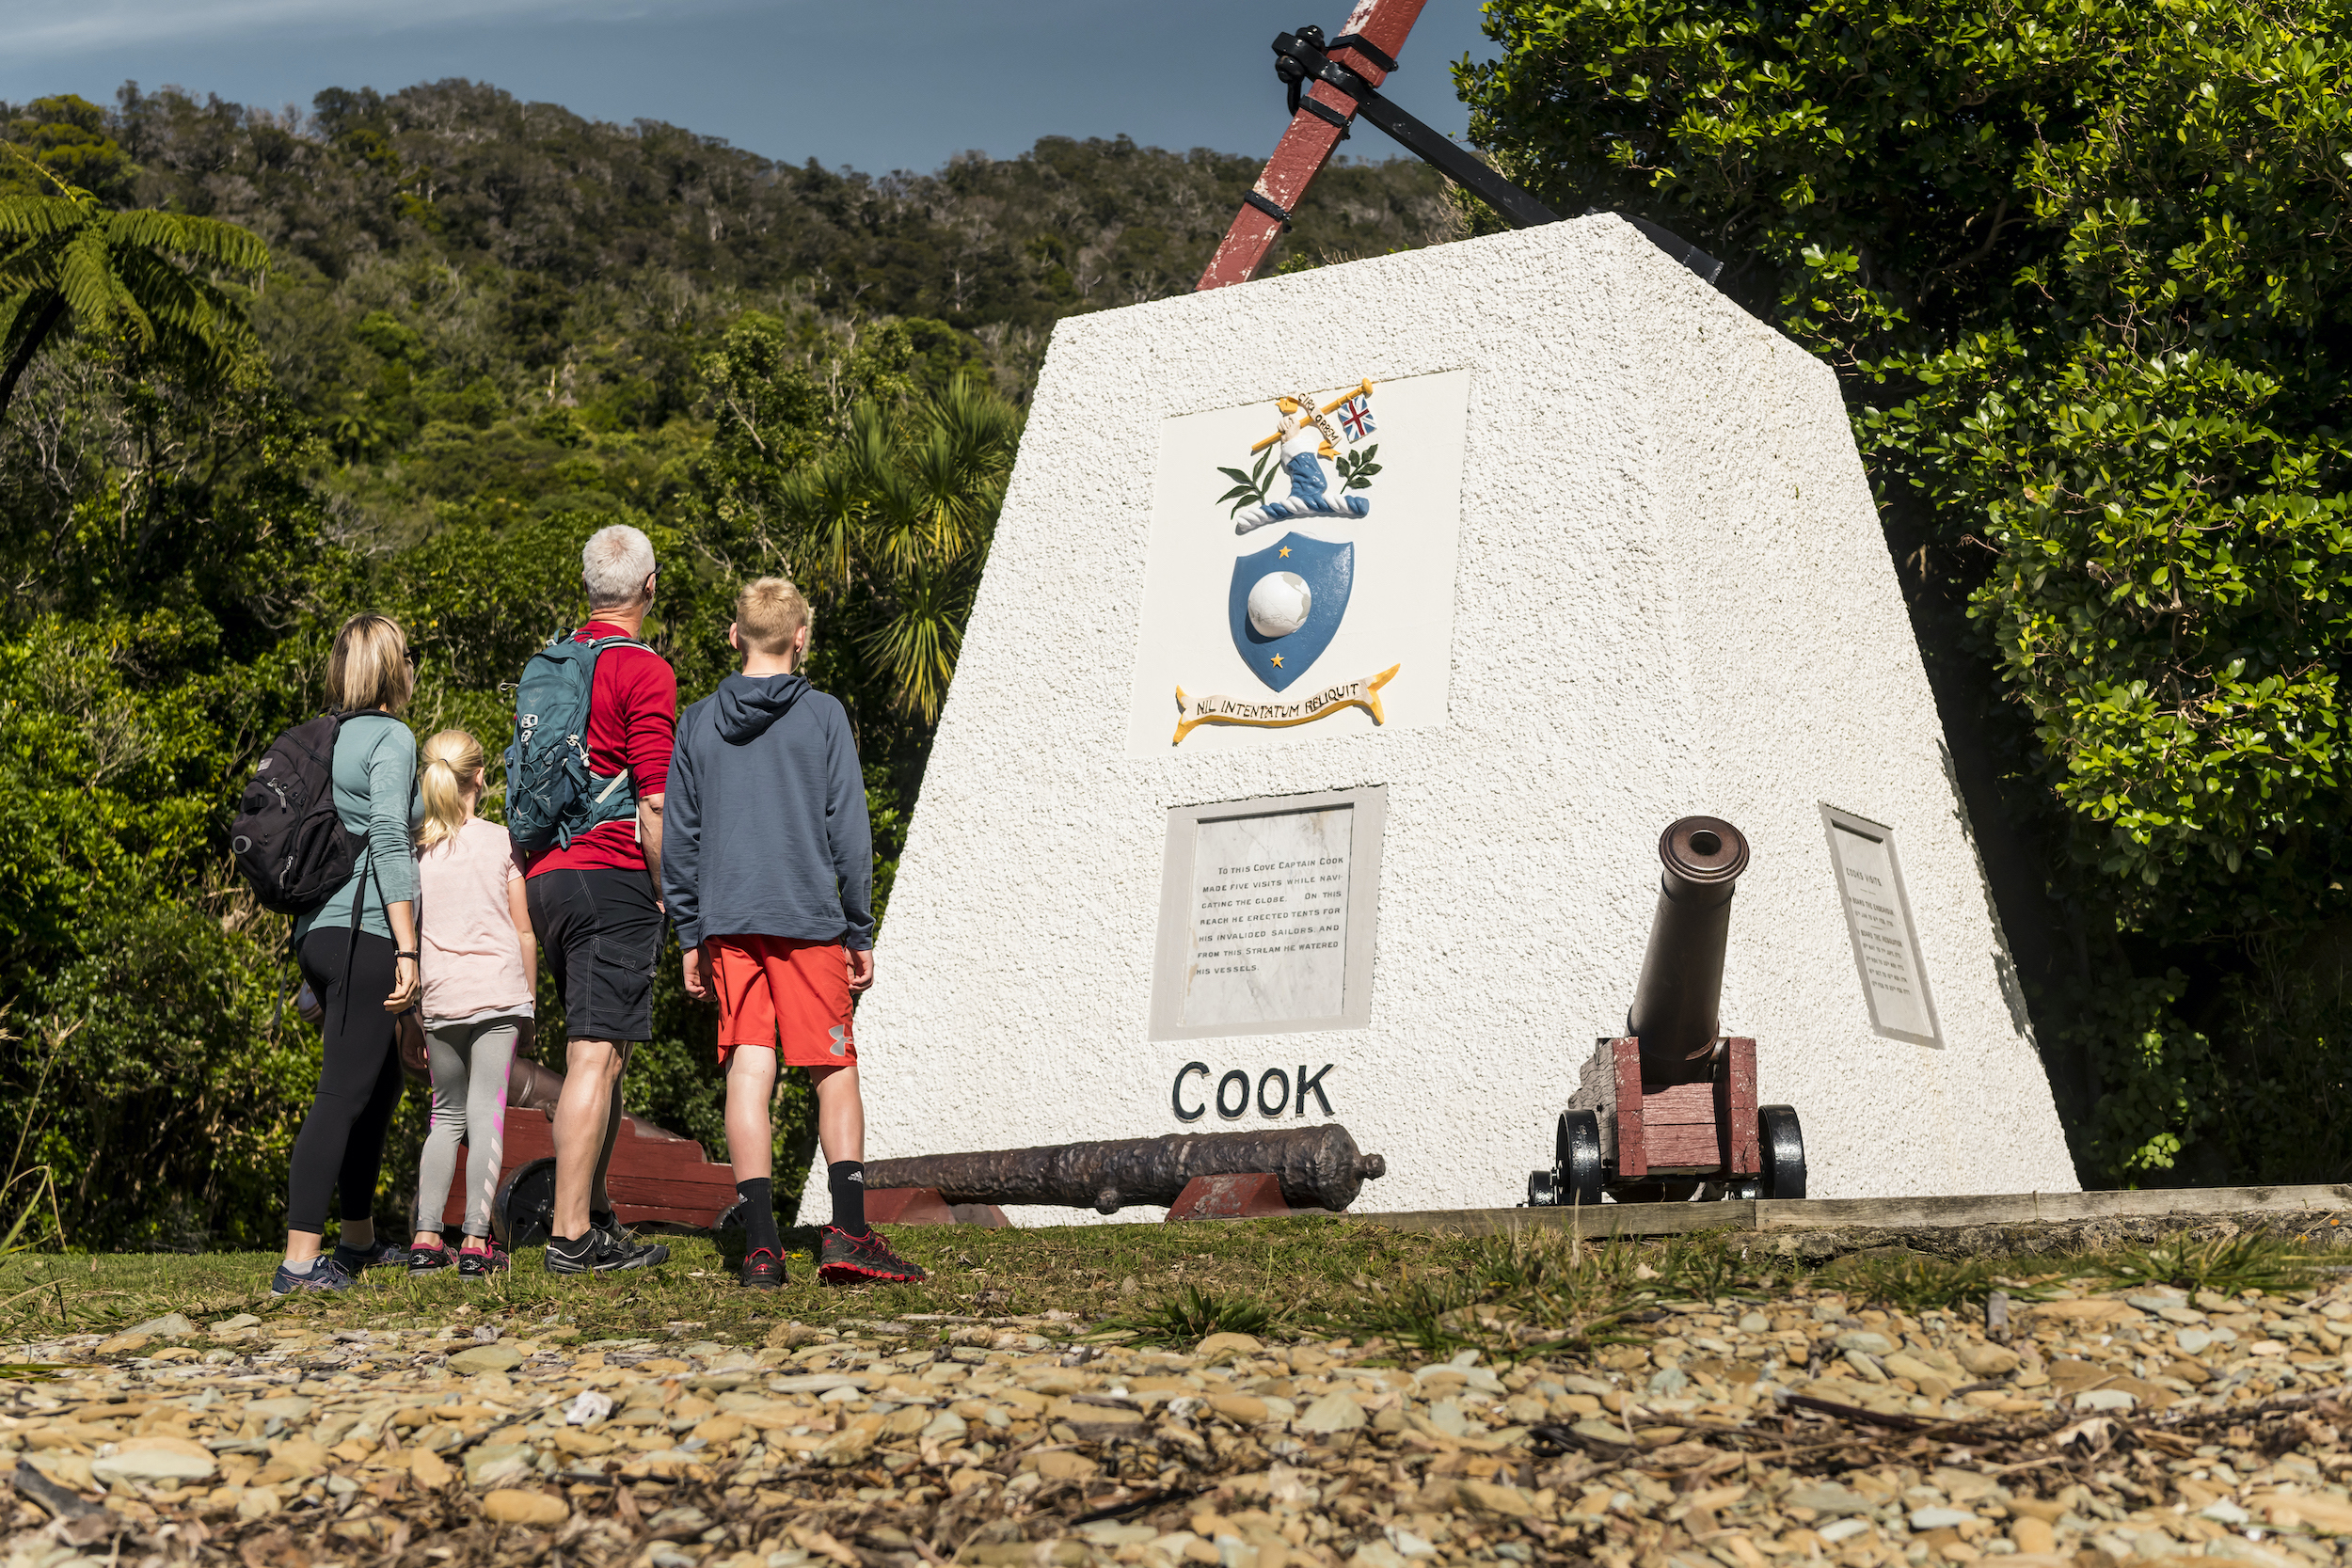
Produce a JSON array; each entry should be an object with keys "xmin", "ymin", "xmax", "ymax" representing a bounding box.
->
[
  {"xmin": 1311, "ymin": 55, "xmax": 1374, "ymax": 103},
  {"xmin": 1274, "ymin": 29, "xmax": 1375, "ymax": 109},
  {"xmin": 1295, "ymin": 94, "xmax": 1352, "ymax": 136},
  {"xmin": 1627, "ymin": 215, "xmax": 1727, "ymax": 285},
  {"xmin": 1257, "ymin": 22, "xmax": 1725, "ymax": 293},
  {"xmin": 1328, "ymin": 32, "xmax": 1397, "ymax": 73},
  {"xmin": 1243, "ymin": 191, "xmax": 1294, "ymax": 230}
]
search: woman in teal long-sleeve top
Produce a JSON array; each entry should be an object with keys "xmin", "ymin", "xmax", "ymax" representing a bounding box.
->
[{"xmin": 275, "ymin": 614, "xmax": 424, "ymax": 1295}]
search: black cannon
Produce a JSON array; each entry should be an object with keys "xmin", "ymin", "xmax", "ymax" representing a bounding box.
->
[
  {"xmin": 866, "ymin": 1124, "xmax": 1386, "ymax": 1215},
  {"xmin": 1529, "ymin": 816, "xmax": 1805, "ymax": 1208}
]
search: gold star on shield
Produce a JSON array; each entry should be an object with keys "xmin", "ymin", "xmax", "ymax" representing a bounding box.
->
[
  {"xmin": 1279, "ymin": 546, "xmax": 1292, "ymax": 558},
  {"xmin": 1270, "ymin": 655, "xmax": 1284, "ymax": 668}
]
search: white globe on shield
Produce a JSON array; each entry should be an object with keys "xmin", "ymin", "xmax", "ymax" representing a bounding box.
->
[{"xmin": 1246, "ymin": 571, "xmax": 1312, "ymax": 638}]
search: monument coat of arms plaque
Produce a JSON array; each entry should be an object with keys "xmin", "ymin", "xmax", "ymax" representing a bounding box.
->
[{"xmin": 1127, "ymin": 370, "xmax": 1470, "ymax": 757}]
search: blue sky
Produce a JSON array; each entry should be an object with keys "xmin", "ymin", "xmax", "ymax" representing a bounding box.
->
[{"xmin": 0, "ymin": 0, "xmax": 1500, "ymax": 175}]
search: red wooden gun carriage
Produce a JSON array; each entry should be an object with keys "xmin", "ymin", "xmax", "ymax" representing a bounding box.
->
[
  {"xmin": 420, "ymin": 1058, "xmax": 738, "ymax": 1243},
  {"xmin": 1526, "ymin": 817, "xmax": 1806, "ymax": 1209}
]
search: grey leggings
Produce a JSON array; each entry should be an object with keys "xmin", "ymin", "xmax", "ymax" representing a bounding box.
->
[{"xmin": 413, "ymin": 1016, "xmax": 523, "ymax": 1236}]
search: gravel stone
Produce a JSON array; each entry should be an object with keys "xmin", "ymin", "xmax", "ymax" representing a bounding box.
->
[{"xmin": 8, "ymin": 1266, "xmax": 2349, "ymax": 1568}]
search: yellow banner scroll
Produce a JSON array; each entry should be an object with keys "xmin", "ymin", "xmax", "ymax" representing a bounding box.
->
[{"xmin": 1172, "ymin": 664, "xmax": 1399, "ymax": 746}]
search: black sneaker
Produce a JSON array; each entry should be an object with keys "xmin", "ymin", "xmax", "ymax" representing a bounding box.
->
[
  {"xmin": 592, "ymin": 1210, "xmax": 672, "ymax": 1268},
  {"xmin": 818, "ymin": 1227, "xmax": 927, "ymax": 1287},
  {"xmin": 740, "ymin": 1248, "xmax": 786, "ymax": 1290},
  {"xmin": 459, "ymin": 1243, "xmax": 510, "ymax": 1279},
  {"xmin": 545, "ymin": 1230, "xmax": 665, "ymax": 1275},
  {"xmin": 407, "ymin": 1241, "xmax": 456, "ymax": 1275},
  {"xmin": 333, "ymin": 1239, "xmax": 410, "ymax": 1275}
]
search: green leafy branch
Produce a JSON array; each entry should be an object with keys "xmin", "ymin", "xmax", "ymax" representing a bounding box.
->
[
  {"xmin": 1216, "ymin": 449, "xmax": 1279, "ymax": 517},
  {"xmin": 1336, "ymin": 442, "xmax": 1381, "ymax": 491}
]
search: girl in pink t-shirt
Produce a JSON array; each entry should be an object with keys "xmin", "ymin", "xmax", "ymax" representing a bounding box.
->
[{"xmin": 405, "ymin": 729, "xmax": 535, "ymax": 1277}]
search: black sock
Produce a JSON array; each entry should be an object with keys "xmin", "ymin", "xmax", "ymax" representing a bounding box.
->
[
  {"xmin": 737, "ymin": 1178, "xmax": 779, "ymax": 1254},
  {"xmin": 590, "ymin": 1209, "xmax": 615, "ymax": 1233},
  {"xmin": 829, "ymin": 1161, "xmax": 868, "ymax": 1236}
]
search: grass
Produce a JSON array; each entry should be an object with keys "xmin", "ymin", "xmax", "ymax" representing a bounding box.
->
[
  {"xmin": 1817, "ymin": 1234, "xmax": 2328, "ymax": 1313},
  {"xmin": 0, "ymin": 1219, "xmax": 2325, "ymax": 1354},
  {"xmin": 1108, "ymin": 1284, "xmax": 1282, "ymax": 1345},
  {"xmin": 0, "ymin": 1218, "xmax": 1439, "ymax": 1348},
  {"xmin": 2099, "ymin": 1234, "xmax": 2321, "ymax": 1295},
  {"xmin": 1824, "ymin": 1253, "xmax": 2026, "ymax": 1312}
]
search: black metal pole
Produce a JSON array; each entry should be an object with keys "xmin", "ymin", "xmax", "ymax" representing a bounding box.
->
[
  {"xmin": 1341, "ymin": 87, "xmax": 1561, "ymax": 230},
  {"xmin": 1271, "ymin": 26, "xmax": 1724, "ymax": 285}
]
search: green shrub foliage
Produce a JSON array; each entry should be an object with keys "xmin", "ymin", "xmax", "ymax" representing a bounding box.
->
[{"xmin": 1460, "ymin": 0, "xmax": 2352, "ymax": 1181}]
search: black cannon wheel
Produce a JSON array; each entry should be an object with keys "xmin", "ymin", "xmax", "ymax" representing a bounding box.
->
[
  {"xmin": 494, "ymin": 1156, "xmax": 558, "ymax": 1249},
  {"xmin": 1526, "ymin": 1167, "xmax": 1560, "ymax": 1207},
  {"xmin": 1555, "ymin": 1110, "xmax": 1605, "ymax": 1208},
  {"xmin": 1758, "ymin": 1105, "xmax": 1805, "ymax": 1200}
]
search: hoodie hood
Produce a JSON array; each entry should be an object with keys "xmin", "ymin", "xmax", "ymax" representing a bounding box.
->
[{"xmin": 713, "ymin": 671, "xmax": 811, "ymax": 742}]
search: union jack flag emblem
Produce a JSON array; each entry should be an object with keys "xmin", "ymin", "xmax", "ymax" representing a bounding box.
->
[{"xmin": 1337, "ymin": 395, "xmax": 1375, "ymax": 442}]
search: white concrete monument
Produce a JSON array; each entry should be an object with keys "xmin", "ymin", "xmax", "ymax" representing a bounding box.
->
[{"xmin": 821, "ymin": 215, "xmax": 2079, "ymax": 1224}]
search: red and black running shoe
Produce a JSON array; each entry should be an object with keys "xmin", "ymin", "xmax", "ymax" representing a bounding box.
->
[
  {"xmin": 458, "ymin": 1243, "xmax": 510, "ymax": 1279},
  {"xmin": 818, "ymin": 1227, "xmax": 927, "ymax": 1287},
  {"xmin": 740, "ymin": 1248, "xmax": 787, "ymax": 1290}
]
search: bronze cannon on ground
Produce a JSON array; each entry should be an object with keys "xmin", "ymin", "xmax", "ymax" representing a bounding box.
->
[
  {"xmin": 867, "ymin": 1124, "xmax": 1386, "ymax": 1217},
  {"xmin": 1528, "ymin": 816, "xmax": 1804, "ymax": 1208}
]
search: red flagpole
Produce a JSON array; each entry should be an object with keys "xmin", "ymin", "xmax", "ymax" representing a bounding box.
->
[{"xmin": 1195, "ymin": 0, "xmax": 1432, "ymax": 293}]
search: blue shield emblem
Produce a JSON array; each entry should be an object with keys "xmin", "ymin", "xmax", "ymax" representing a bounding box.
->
[{"xmin": 1228, "ymin": 532, "xmax": 1353, "ymax": 693}]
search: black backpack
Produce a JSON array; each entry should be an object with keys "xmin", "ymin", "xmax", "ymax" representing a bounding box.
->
[{"xmin": 230, "ymin": 713, "xmax": 357, "ymax": 914}]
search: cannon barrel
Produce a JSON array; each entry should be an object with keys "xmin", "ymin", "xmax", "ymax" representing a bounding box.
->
[
  {"xmin": 508, "ymin": 1056, "xmax": 565, "ymax": 1114},
  {"xmin": 395, "ymin": 1032, "xmax": 569, "ymax": 1116},
  {"xmin": 1627, "ymin": 816, "xmax": 1750, "ymax": 1082},
  {"xmin": 865, "ymin": 1125, "xmax": 1387, "ymax": 1214}
]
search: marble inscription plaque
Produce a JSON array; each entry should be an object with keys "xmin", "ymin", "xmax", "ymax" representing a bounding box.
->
[
  {"xmin": 1150, "ymin": 786, "xmax": 1385, "ymax": 1040},
  {"xmin": 1182, "ymin": 808, "xmax": 1353, "ymax": 1029},
  {"xmin": 1821, "ymin": 806, "xmax": 1940, "ymax": 1045}
]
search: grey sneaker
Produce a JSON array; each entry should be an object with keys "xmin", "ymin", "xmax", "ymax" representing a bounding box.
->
[{"xmin": 270, "ymin": 1258, "xmax": 356, "ymax": 1295}]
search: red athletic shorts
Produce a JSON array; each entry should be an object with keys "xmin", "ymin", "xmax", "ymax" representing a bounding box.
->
[{"xmin": 710, "ymin": 936, "xmax": 857, "ymax": 1069}]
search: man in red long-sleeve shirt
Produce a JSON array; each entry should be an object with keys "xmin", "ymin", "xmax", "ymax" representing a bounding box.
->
[{"xmin": 527, "ymin": 524, "xmax": 676, "ymax": 1274}]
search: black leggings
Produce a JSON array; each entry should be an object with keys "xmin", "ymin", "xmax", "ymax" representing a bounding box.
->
[{"xmin": 288, "ymin": 928, "xmax": 405, "ymax": 1236}]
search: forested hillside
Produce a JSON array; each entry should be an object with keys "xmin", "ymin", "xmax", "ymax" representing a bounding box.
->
[
  {"xmin": 116, "ymin": 80, "xmax": 1453, "ymax": 546},
  {"xmin": 0, "ymin": 82, "xmax": 1459, "ymax": 1250}
]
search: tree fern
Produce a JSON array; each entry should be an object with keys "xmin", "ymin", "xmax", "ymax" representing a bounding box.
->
[{"xmin": 0, "ymin": 170, "xmax": 269, "ymax": 423}]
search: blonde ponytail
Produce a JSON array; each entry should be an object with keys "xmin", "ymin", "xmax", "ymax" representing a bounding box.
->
[{"xmin": 418, "ymin": 728, "xmax": 486, "ymax": 851}]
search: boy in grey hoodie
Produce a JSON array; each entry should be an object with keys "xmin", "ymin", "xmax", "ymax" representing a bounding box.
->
[{"xmin": 663, "ymin": 577, "xmax": 926, "ymax": 1289}]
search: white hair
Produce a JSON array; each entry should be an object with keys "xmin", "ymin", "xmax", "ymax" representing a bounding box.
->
[{"xmin": 581, "ymin": 524, "xmax": 657, "ymax": 609}]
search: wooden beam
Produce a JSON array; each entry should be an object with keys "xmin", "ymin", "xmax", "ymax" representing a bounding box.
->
[
  {"xmin": 1611, "ymin": 1036, "xmax": 1645, "ymax": 1178},
  {"xmin": 1196, "ymin": 0, "xmax": 1431, "ymax": 291},
  {"xmin": 1724, "ymin": 1037, "xmax": 1759, "ymax": 1177},
  {"xmin": 1361, "ymin": 1182, "xmax": 2352, "ymax": 1240}
]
